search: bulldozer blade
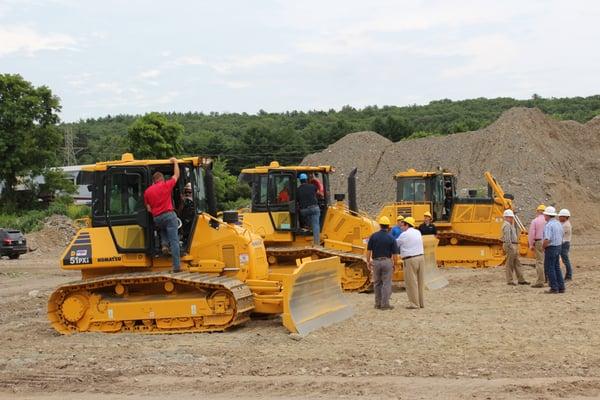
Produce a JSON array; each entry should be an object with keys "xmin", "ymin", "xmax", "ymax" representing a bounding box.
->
[
  {"xmin": 422, "ymin": 236, "xmax": 449, "ymax": 290},
  {"xmin": 281, "ymin": 256, "xmax": 354, "ymax": 336}
]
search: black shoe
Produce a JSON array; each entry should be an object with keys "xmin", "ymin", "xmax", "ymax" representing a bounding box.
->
[
  {"xmin": 518, "ymin": 281, "xmax": 530, "ymax": 285},
  {"xmin": 544, "ymin": 289, "xmax": 558, "ymax": 294},
  {"xmin": 559, "ymin": 289, "xmax": 566, "ymax": 293}
]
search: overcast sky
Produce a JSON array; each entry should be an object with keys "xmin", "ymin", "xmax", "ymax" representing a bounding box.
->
[{"xmin": 1, "ymin": 0, "xmax": 599, "ymax": 121}]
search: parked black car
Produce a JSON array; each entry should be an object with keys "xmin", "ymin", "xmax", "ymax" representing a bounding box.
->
[{"xmin": 0, "ymin": 229, "xmax": 27, "ymax": 259}]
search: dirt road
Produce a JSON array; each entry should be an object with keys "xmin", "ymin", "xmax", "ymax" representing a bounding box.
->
[{"xmin": 1, "ymin": 239, "xmax": 599, "ymax": 399}]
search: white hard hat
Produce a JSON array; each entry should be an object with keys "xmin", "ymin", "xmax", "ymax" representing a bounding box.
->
[
  {"xmin": 558, "ymin": 208, "xmax": 571, "ymax": 217},
  {"xmin": 503, "ymin": 209, "xmax": 515, "ymax": 218},
  {"xmin": 543, "ymin": 206, "xmax": 557, "ymax": 216}
]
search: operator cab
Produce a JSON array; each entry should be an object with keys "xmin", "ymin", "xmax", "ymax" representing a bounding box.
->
[
  {"xmin": 394, "ymin": 169, "xmax": 497, "ymax": 222},
  {"xmin": 88, "ymin": 155, "xmax": 210, "ymax": 258},
  {"xmin": 239, "ymin": 162, "xmax": 332, "ymax": 239}
]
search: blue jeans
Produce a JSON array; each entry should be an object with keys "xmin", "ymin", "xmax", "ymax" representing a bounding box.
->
[
  {"xmin": 561, "ymin": 241, "xmax": 573, "ymax": 279},
  {"xmin": 300, "ymin": 205, "xmax": 320, "ymax": 246},
  {"xmin": 154, "ymin": 211, "xmax": 181, "ymax": 271},
  {"xmin": 544, "ymin": 245, "xmax": 564, "ymax": 292}
]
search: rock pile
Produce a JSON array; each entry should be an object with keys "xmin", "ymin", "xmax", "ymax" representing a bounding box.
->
[
  {"xmin": 302, "ymin": 107, "xmax": 600, "ymax": 233},
  {"xmin": 26, "ymin": 215, "xmax": 78, "ymax": 256}
]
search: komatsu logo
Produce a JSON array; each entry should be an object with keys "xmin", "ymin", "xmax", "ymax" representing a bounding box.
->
[{"xmin": 98, "ymin": 256, "xmax": 122, "ymax": 262}]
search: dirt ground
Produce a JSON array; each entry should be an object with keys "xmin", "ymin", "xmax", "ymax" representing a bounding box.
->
[{"xmin": 1, "ymin": 237, "xmax": 599, "ymax": 400}]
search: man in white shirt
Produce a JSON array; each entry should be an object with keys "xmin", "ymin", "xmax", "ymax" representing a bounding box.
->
[{"xmin": 396, "ymin": 217, "xmax": 425, "ymax": 309}]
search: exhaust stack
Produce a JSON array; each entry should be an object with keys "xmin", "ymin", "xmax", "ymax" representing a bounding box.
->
[{"xmin": 347, "ymin": 167, "xmax": 358, "ymax": 213}]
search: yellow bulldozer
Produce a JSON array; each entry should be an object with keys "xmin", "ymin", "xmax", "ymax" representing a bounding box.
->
[
  {"xmin": 377, "ymin": 169, "xmax": 531, "ymax": 268},
  {"xmin": 48, "ymin": 154, "xmax": 353, "ymax": 335},
  {"xmin": 238, "ymin": 162, "xmax": 446, "ymax": 292}
]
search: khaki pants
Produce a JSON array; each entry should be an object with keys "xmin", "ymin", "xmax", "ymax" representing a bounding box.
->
[
  {"xmin": 404, "ymin": 255, "xmax": 424, "ymax": 308},
  {"xmin": 504, "ymin": 243, "xmax": 525, "ymax": 283},
  {"xmin": 534, "ymin": 240, "xmax": 545, "ymax": 285}
]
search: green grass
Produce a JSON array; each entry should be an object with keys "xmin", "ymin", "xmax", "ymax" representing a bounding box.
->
[{"xmin": 0, "ymin": 198, "xmax": 91, "ymax": 233}]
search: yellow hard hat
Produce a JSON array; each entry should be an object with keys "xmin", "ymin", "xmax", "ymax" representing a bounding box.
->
[
  {"xmin": 378, "ymin": 216, "xmax": 391, "ymax": 225},
  {"xmin": 404, "ymin": 217, "xmax": 416, "ymax": 227},
  {"xmin": 536, "ymin": 204, "xmax": 546, "ymax": 212},
  {"xmin": 423, "ymin": 211, "xmax": 432, "ymax": 218},
  {"xmin": 396, "ymin": 215, "xmax": 404, "ymax": 221}
]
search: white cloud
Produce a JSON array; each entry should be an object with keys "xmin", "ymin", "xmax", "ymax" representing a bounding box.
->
[
  {"xmin": 441, "ymin": 34, "xmax": 519, "ymax": 78},
  {"xmin": 169, "ymin": 55, "xmax": 206, "ymax": 66},
  {"xmin": 0, "ymin": 25, "xmax": 76, "ymax": 57},
  {"xmin": 216, "ymin": 80, "xmax": 252, "ymax": 89},
  {"xmin": 139, "ymin": 69, "xmax": 161, "ymax": 79},
  {"xmin": 210, "ymin": 53, "xmax": 288, "ymax": 74}
]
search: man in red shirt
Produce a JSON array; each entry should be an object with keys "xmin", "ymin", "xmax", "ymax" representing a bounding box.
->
[
  {"xmin": 143, "ymin": 157, "xmax": 181, "ymax": 272},
  {"xmin": 308, "ymin": 172, "xmax": 324, "ymax": 199}
]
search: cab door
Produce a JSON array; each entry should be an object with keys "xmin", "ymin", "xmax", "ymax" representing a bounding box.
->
[
  {"xmin": 266, "ymin": 170, "xmax": 297, "ymax": 232},
  {"xmin": 431, "ymin": 173, "xmax": 445, "ymax": 221},
  {"xmin": 105, "ymin": 166, "xmax": 152, "ymax": 253}
]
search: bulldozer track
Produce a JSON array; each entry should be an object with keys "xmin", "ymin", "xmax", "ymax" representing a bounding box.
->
[
  {"xmin": 437, "ymin": 231, "xmax": 502, "ymax": 245},
  {"xmin": 48, "ymin": 272, "xmax": 254, "ymax": 334},
  {"xmin": 266, "ymin": 246, "xmax": 372, "ymax": 293}
]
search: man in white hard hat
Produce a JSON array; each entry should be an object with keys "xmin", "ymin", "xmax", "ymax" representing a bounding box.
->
[
  {"xmin": 501, "ymin": 209, "xmax": 529, "ymax": 286},
  {"xmin": 542, "ymin": 206, "xmax": 565, "ymax": 293},
  {"xmin": 396, "ymin": 217, "xmax": 425, "ymax": 309},
  {"xmin": 366, "ymin": 216, "xmax": 400, "ymax": 310},
  {"xmin": 558, "ymin": 209, "xmax": 573, "ymax": 281},
  {"xmin": 529, "ymin": 204, "xmax": 547, "ymax": 288}
]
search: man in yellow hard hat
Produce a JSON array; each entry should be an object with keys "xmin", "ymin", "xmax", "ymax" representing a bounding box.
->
[
  {"xmin": 529, "ymin": 204, "xmax": 547, "ymax": 288},
  {"xmin": 418, "ymin": 211, "xmax": 437, "ymax": 236},
  {"xmin": 396, "ymin": 216, "xmax": 425, "ymax": 309},
  {"xmin": 391, "ymin": 215, "xmax": 404, "ymax": 239},
  {"xmin": 366, "ymin": 216, "xmax": 400, "ymax": 310}
]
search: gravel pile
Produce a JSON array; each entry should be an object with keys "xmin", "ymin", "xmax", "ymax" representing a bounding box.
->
[
  {"xmin": 303, "ymin": 107, "xmax": 600, "ymax": 233},
  {"xmin": 26, "ymin": 215, "xmax": 78, "ymax": 256}
]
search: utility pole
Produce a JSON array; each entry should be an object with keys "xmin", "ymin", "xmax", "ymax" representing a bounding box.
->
[{"xmin": 63, "ymin": 128, "xmax": 77, "ymax": 166}]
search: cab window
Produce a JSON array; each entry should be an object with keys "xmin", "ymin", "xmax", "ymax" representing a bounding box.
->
[
  {"xmin": 398, "ymin": 179, "xmax": 428, "ymax": 202},
  {"xmin": 108, "ymin": 173, "xmax": 144, "ymax": 216}
]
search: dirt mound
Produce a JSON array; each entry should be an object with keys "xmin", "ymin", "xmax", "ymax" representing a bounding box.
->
[
  {"xmin": 303, "ymin": 107, "xmax": 600, "ymax": 233},
  {"xmin": 26, "ymin": 215, "xmax": 77, "ymax": 257}
]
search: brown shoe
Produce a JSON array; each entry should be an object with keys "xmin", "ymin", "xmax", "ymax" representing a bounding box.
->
[
  {"xmin": 380, "ymin": 305, "xmax": 394, "ymax": 310},
  {"xmin": 374, "ymin": 305, "xmax": 381, "ymax": 309},
  {"xmin": 531, "ymin": 283, "xmax": 544, "ymax": 288},
  {"xmin": 545, "ymin": 289, "xmax": 558, "ymax": 294},
  {"xmin": 518, "ymin": 281, "xmax": 530, "ymax": 285},
  {"xmin": 507, "ymin": 282, "xmax": 516, "ymax": 286}
]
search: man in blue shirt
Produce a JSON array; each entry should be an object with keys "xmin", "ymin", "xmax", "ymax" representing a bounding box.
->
[
  {"xmin": 542, "ymin": 206, "xmax": 565, "ymax": 294},
  {"xmin": 391, "ymin": 215, "xmax": 404, "ymax": 239},
  {"xmin": 367, "ymin": 216, "xmax": 400, "ymax": 310}
]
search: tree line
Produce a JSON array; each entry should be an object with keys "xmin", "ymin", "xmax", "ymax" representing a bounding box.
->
[{"xmin": 67, "ymin": 94, "xmax": 600, "ymax": 175}]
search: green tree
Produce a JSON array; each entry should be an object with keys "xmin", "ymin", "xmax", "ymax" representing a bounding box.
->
[
  {"xmin": 0, "ymin": 74, "xmax": 62, "ymax": 209},
  {"xmin": 127, "ymin": 112, "xmax": 184, "ymax": 158}
]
